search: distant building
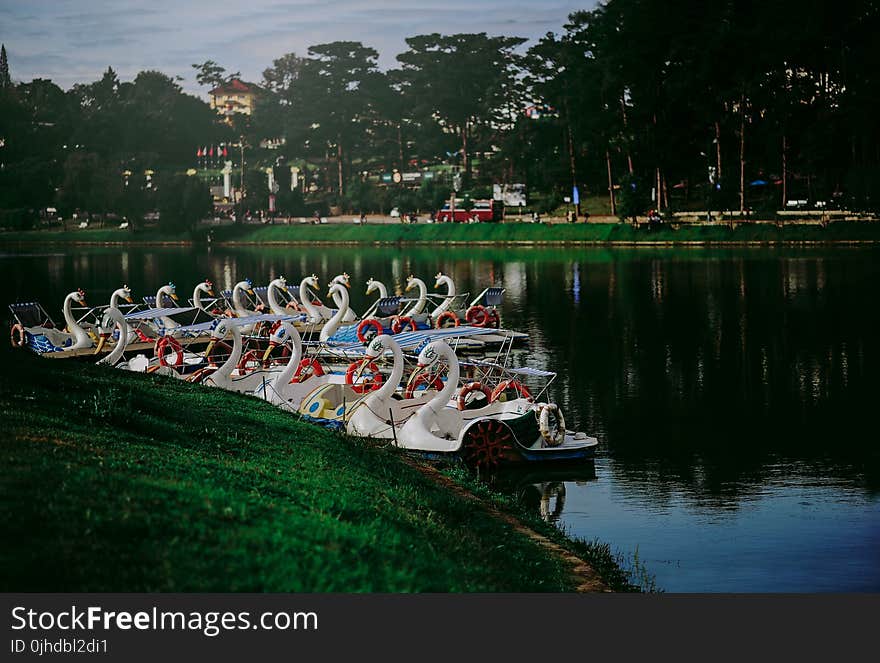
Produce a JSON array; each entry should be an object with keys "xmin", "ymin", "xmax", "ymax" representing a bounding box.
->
[{"xmin": 209, "ymin": 78, "xmax": 259, "ymax": 122}]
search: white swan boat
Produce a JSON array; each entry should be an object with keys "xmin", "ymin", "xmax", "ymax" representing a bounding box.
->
[{"xmin": 395, "ymin": 340, "xmax": 598, "ymax": 469}]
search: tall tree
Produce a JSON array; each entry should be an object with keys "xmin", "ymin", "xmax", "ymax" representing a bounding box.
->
[
  {"xmin": 0, "ymin": 44, "xmax": 11, "ymax": 91},
  {"xmin": 396, "ymin": 33, "xmax": 526, "ymax": 185}
]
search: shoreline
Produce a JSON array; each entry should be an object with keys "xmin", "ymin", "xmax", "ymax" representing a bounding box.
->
[
  {"xmin": 3, "ymin": 218, "xmax": 880, "ymax": 249},
  {"xmin": 0, "ymin": 345, "xmax": 641, "ymax": 593}
]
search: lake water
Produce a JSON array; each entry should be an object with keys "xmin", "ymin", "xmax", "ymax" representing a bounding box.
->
[{"xmin": 3, "ymin": 244, "xmax": 879, "ymax": 592}]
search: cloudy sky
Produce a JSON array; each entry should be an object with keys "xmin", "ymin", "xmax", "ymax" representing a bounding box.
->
[{"xmin": 0, "ymin": 0, "xmax": 594, "ymax": 95}]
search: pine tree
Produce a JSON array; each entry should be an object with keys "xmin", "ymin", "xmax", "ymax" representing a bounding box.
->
[{"xmin": 0, "ymin": 44, "xmax": 11, "ymax": 90}]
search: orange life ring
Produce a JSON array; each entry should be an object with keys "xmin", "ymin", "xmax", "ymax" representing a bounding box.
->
[
  {"xmin": 457, "ymin": 381, "xmax": 493, "ymax": 410},
  {"xmin": 391, "ymin": 316, "xmax": 417, "ymax": 334},
  {"xmin": 10, "ymin": 323, "xmax": 26, "ymax": 348},
  {"xmin": 292, "ymin": 358, "xmax": 325, "ymax": 383},
  {"xmin": 465, "ymin": 305, "xmax": 489, "ymax": 327},
  {"xmin": 491, "ymin": 379, "xmax": 533, "ymax": 403},
  {"xmin": 404, "ymin": 371, "xmax": 444, "ymax": 398},
  {"xmin": 435, "ymin": 311, "xmax": 460, "ymax": 329},
  {"xmin": 356, "ymin": 319, "xmax": 384, "ymax": 343},
  {"xmin": 345, "ymin": 360, "xmax": 384, "ymax": 394},
  {"xmin": 155, "ymin": 336, "xmax": 184, "ymax": 367}
]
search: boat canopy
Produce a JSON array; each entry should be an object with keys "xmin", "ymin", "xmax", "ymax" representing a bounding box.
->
[
  {"xmin": 125, "ymin": 306, "xmax": 197, "ymax": 320},
  {"xmin": 331, "ymin": 325, "xmax": 504, "ymax": 351},
  {"xmin": 171, "ymin": 313, "xmax": 302, "ymax": 334}
]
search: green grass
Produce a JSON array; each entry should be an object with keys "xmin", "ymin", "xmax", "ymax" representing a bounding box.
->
[
  {"xmin": 4, "ymin": 220, "xmax": 879, "ymax": 246},
  {"xmin": 0, "ymin": 345, "xmax": 591, "ymax": 592}
]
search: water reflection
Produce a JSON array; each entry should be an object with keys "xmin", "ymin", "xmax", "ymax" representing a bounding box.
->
[
  {"xmin": 3, "ymin": 245, "xmax": 879, "ymax": 590},
  {"xmin": 491, "ymin": 463, "xmax": 597, "ymax": 523}
]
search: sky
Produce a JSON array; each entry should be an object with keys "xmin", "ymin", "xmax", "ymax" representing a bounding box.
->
[{"xmin": 0, "ymin": 0, "xmax": 595, "ymax": 96}]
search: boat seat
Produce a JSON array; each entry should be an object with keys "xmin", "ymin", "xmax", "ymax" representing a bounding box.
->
[
  {"xmin": 376, "ymin": 296, "xmax": 402, "ymax": 317},
  {"xmin": 9, "ymin": 302, "xmax": 54, "ymax": 328}
]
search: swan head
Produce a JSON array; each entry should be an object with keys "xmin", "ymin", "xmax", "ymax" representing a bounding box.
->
[
  {"xmin": 95, "ymin": 308, "xmax": 119, "ymax": 354},
  {"xmin": 364, "ymin": 334, "xmax": 393, "ymax": 359},
  {"xmin": 272, "ymin": 276, "xmax": 289, "ymax": 293},
  {"xmin": 434, "ymin": 272, "xmax": 445, "ymax": 289},
  {"xmin": 417, "ymin": 340, "xmax": 448, "ymax": 369},
  {"xmin": 405, "ymin": 275, "xmax": 417, "ymax": 291},
  {"xmin": 73, "ymin": 288, "xmax": 88, "ymax": 307},
  {"xmin": 327, "ymin": 282, "xmax": 348, "ymax": 301},
  {"xmin": 366, "ymin": 277, "xmax": 377, "ymax": 294},
  {"xmin": 303, "ymin": 274, "xmax": 319, "ymax": 290},
  {"xmin": 262, "ymin": 321, "xmax": 290, "ymax": 361},
  {"xmin": 200, "ymin": 279, "xmax": 215, "ymax": 296},
  {"xmin": 204, "ymin": 319, "xmax": 232, "ymax": 356},
  {"xmin": 236, "ymin": 278, "xmax": 255, "ymax": 296},
  {"xmin": 117, "ymin": 285, "xmax": 133, "ymax": 303},
  {"xmin": 332, "ymin": 273, "xmax": 351, "ymax": 288},
  {"xmin": 157, "ymin": 282, "xmax": 179, "ymax": 304}
]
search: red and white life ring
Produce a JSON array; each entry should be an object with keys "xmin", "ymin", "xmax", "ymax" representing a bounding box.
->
[
  {"xmin": 356, "ymin": 319, "xmax": 384, "ymax": 343},
  {"xmin": 491, "ymin": 379, "xmax": 533, "ymax": 403},
  {"xmin": 155, "ymin": 336, "xmax": 184, "ymax": 367},
  {"xmin": 345, "ymin": 360, "xmax": 384, "ymax": 394},
  {"xmin": 391, "ymin": 316, "xmax": 417, "ymax": 334},
  {"xmin": 465, "ymin": 305, "xmax": 489, "ymax": 327},
  {"xmin": 292, "ymin": 358, "xmax": 325, "ymax": 383},
  {"xmin": 236, "ymin": 349, "xmax": 262, "ymax": 374},
  {"xmin": 435, "ymin": 311, "xmax": 460, "ymax": 329},
  {"xmin": 404, "ymin": 371, "xmax": 444, "ymax": 398},
  {"xmin": 457, "ymin": 381, "xmax": 493, "ymax": 410}
]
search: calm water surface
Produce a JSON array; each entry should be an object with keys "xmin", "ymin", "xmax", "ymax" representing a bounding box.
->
[{"xmin": 3, "ymin": 245, "xmax": 879, "ymax": 592}]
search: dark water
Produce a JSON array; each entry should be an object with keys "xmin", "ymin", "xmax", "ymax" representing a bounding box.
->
[{"xmin": 3, "ymin": 245, "xmax": 879, "ymax": 592}]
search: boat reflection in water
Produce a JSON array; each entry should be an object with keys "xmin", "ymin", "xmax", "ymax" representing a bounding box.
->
[{"xmin": 490, "ymin": 461, "xmax": 597, "ymax": 523}]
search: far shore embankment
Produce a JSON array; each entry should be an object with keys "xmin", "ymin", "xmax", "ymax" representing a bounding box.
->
[{"xmin": 3, "ymin": 218, "xmax": 880, "ymax": 248}]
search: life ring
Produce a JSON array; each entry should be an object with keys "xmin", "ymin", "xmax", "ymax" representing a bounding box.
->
[
  {"xmin": 435, "ymin": 311, "xmax": 460, "ymax": 329},
  {"xmin": 457, "ymin": 381, "xmax": 493, "ymax": 410},
  {"xmin": 356, "ymin": 319, "xmax": 384, "ymax": 343},
  {"xmin": 292, "ymin": 358, "xmax": 325, "ymax": 383},
  {"xmin": 10, "ymin": 323, "xmax": 26, "ymax": 348},
  {"xmin": 491, "ymin": 379, "xmax": 532, "ymax": 403},
  {"xmin": 345, "ymin": 360, "xmax": 384, "ymax": 394},
  {"xmin": 187, "ymin": 366, "xmax": 217, "ymax": 384},
  {"xmin": 465, "ymin": 305, "xmax": 489, "ymax": 327},
  {"xmin": 236, "ymin": 349, "xmax": 262, "ymax": 374},
  {"xmin": 391, "ymin": 315, "xmax": 417, "ymax": 334},
  {"xmin": 155, "ymin": 336, "xmax": 184, "ymax": 367},
  {"xmin": 538, "ymin": 402, "xmax": 566, "ymax": 447},
  {"xmin": 404, "ymin": 371, "xmax": 444, "ymax": 398}
]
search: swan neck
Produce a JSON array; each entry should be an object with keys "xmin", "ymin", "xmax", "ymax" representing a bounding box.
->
[
  {"xmin": 299, "ymin": 279, "xmax": 320, "ymax": 322},
  {"xmin": 217, "ymin": 325, "xmax": 242, "ymax": 378},
  {"xmin": 267, "ymin": 282, "xmax": 286, "ymax": 315},
  {"xmin": 372, "ymin": 341, "xmax": 403, "ymax": 402},
  {"xmin": 104, "ymin": 309, "xmax": 128, "ymax": 364},
  {"xmin": 273, "ymin": 324, "xmax": 303, "ymax": 389},
  {"xmin": 320, "ymin": 288, "xmax": 348, "ymax": 341},
  {"xmin": 428, "ymin": 345, "xmax": 458, "ymax": 413}
]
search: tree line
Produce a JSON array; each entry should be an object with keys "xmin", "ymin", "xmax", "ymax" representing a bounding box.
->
[{"xmin": 1, "ymin": 0, "xmax": 877, "ymax": 230}]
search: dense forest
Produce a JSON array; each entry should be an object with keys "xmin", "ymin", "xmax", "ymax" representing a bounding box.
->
[{"xmin": 1, "ymin": 0, "xmax": 878, "ymax": 228}]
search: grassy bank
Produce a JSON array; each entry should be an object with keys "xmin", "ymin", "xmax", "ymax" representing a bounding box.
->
[
  {"xmin": 0, "ymin": 346, "xmax": 634, "ymax": 592},
  {"xmin": 3, "ymin": 220, "xmax": 880, "ymax": 246}
]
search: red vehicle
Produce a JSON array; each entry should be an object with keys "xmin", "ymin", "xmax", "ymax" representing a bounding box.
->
[{"xmin": 437, "ymin": 199, "xmax": 501, "ymax": 222}]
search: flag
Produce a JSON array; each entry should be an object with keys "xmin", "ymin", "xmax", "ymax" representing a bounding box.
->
[
  {"xmin": 202, "ymin": 146, "xmax": 208, "ymax": 158},
  {"xmin": 196, "ymin": 147, "xmax": 201, "ymax": 157},
  {"xmin": 209, "ymin": 146, "xmax": 214, "ymax": 157},
  {"xmin": 222, "ymin": 146, "xmax": 228, "ymax": 157}
]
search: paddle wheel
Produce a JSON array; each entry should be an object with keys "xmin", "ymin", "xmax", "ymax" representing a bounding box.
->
[{"xmin": 460, "ymin": 419, "xmax": 514, "ymax": 470}]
